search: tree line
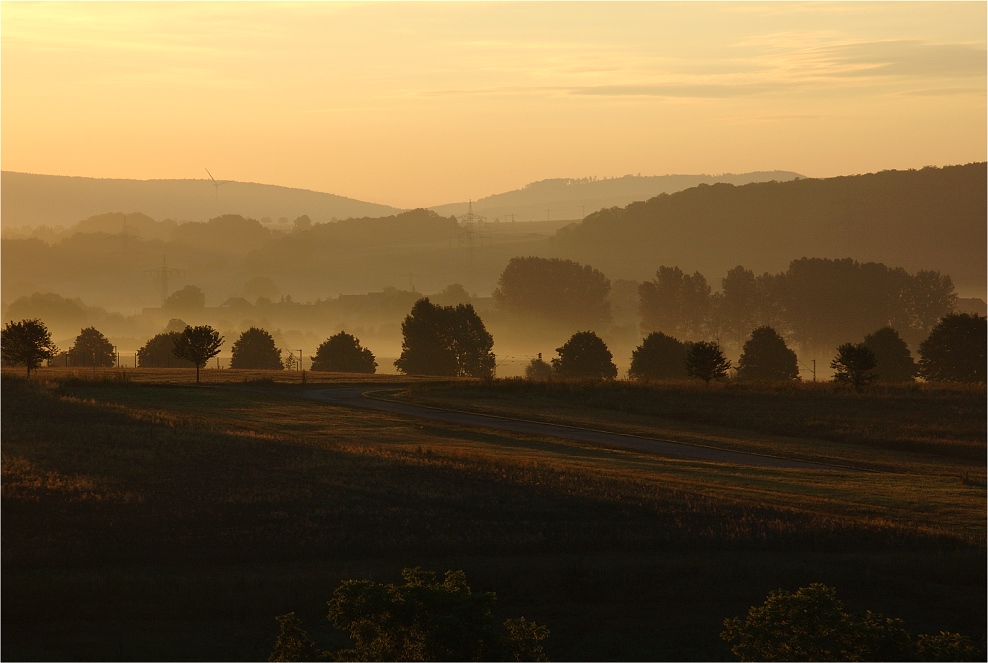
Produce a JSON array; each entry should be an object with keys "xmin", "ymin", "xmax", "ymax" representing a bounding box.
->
[
  {"xmin": 3, "ymin": 300, "xmax": 984, "ymax": 384},
  {"xmin": 492, "ymin": 255, "xmax": 962, "ymax": 356}
]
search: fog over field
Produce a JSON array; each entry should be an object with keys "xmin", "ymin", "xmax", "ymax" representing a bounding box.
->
[{"xmin": 2, "ymin": 4, "xmax": 986, "ymax": 661}]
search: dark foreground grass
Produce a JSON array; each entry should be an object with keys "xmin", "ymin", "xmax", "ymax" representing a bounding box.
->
[{"xmin": 2, "ymin": 372, "xmax": 985, "ymax": 661}]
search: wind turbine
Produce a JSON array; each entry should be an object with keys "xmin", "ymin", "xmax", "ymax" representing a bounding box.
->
[{"xmin": 205, "ymin": 168, "xmax": 230, "ymax": 197}]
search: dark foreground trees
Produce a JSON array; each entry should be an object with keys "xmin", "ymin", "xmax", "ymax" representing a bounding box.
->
[
  {"xmin": 269, "ymin": 567, "xmax": 549, "ymax": 662},
  {"xmin": 863, "ymin": 326, "xmax": 916, "ymax": 383},
  {"xmin": 918, "ymin": 313, "xmax": 987, "ymax": 383},
  {"xmin": 1, "ymin": 319, "xmax": 58, "ymax": 376},
  {"xmin": 173, "ymin": 325, "xmax": 223, "ymax": 383},
  {"xmin": 735, "ymin": 327, "xmax": 799, "ymax": 382},
  {"xmin": 721, "ymin": 583, "xmax": 977, "ymax": 662},
  {"xmin": 831, "ymin": 342, "xmax": 878, "ymax": 388},
  {"xmin": 628, "ymin": 332, "xmax": 688, "ymax": 381},
  {"xmin": 395, "ymin": 298, "xmax": 495, "ymax": 378},
  {"xmin": 137, "ymin": 332, "xmax": 195, "ymax": 368},
  {"xmin": 685, "ymin": 341, "xmax": 731, "ymax": 385},
  {"xmin": 230, "ymin": 327, "xmax": 283, "ymax": 370},
  {"xmin": 310, "ymin": 332, "xmax": 377, "ymax": 373},
  {"xmin": 68, "ymin": 327, "xmax": 115, "ymax": 367},
  {"xmin": 552, "ymin": 331, "xmax": 617, "ymax": 379}
]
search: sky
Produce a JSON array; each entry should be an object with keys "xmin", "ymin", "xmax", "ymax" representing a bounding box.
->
[{"xmin": 2, "ymin": 1, "xmax": 985, "ymax": 209}]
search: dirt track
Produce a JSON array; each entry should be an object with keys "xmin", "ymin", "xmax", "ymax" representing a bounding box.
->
[{"xmin": 301, "ymin": 386, "xmax": 852, "ymax": 471}]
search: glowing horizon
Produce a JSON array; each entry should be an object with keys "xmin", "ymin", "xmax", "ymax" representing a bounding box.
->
[{"xmin": 2, "ymin": 2, "xmax": 985, "ymax": 209}]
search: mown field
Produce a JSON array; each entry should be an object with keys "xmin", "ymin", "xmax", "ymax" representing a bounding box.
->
[{"xmin": 2, "ymin": 368, "xmax": 985, "ymax": 661}]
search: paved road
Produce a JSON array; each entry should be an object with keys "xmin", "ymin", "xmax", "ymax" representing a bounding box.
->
[{"xmin": 301, "ymin": 386, "xmax": 851, "ymax": 471}]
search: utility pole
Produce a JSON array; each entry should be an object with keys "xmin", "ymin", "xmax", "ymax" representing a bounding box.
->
[{"xmin": 144, "ymin": 256, "xmax": 185, "ymax": 305}]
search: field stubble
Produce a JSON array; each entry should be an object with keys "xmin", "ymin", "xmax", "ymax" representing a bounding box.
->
[{"xmin": 1, "ymin": 369, "xmax": 985, "ymax": 660}]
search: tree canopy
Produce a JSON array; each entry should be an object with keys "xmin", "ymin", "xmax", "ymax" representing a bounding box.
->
[
  {"xmin": 137, "ymin": 332, "xmax": 195, "ymax": 368},
  {"xmin": 735, "ymin": 326, "xmax": 799, "ymax": 382},
  {"xmin": 639, "ymin": 266, "xmax": 711, "ymax": 341},
  {"xmin": 918, "ymin": 313, "xmax": 987, "ymax": 383},
  {"xmin": 269, "ymin": 567, "xmax": 549, "ymax": 662},
  {"xmin": 68, "ymin": 327, "xmax": 115, "ymax": 367},
  {"xmin": 163, "ymin": 285, "xmax": 206, "ymax": 313},
  {"xmin": 493, "ymin": 256, "xmax": 611, "ymax": 329},
  {"xmin": 721, "ymin": 583, "xmax": 976, "ymax": 662},
  {"xmin": 310, "ymin": 332, "xmax": 376, "ymax": 373},
  {"xmin": 831, "ymin": 342, "xmax": 878, "ymax": 388},
  {"xmin": 524, "ymin": 355, "xmax": 553, "ymax": 381},
  {"xmin": 628, "ymin": 331, "xmax": 688, "ymax": 381},
  {"xmin": 395, "ymin": 298, "xmax": 495, "ymax": 378},
  {"xmin": 551, "ymin": 331, "xmax": 617, "ymax": 379},
  {"xmin": 863, "ymin": 326, "xmax": 916, "ymax": 382},
  {"xmin": 1, "ymin": 319, "xmax": 58, "ymax": 376},
  {"xmin": 685, "ymin": 341, "xmax": 732, "ymax": 385},
  {"xmin": 173, "ymin": 325, "xmax": 223, "ymax": 383},
  {"xmin": 230, "ymin": 327, "xmax": 283, "ymax": 370}
]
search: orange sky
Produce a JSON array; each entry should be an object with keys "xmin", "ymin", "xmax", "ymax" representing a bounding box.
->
[{"xmin": 2, "ymin": 2, "xmax": 985, "ymax": 209}]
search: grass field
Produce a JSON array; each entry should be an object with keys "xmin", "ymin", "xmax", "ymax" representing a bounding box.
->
[{"xmin": 2, "ymin": 368, "xmax": 985, "ymax": 660}]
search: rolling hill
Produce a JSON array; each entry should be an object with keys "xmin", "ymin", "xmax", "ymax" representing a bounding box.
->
[{"xmin": 0, "ymin": 172, "xmax": 403, "ymax": 229}]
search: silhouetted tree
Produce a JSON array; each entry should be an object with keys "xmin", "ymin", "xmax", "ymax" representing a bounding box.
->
[
  {"xmin": 863, "ymin": 327, "xmax": 916, "ymax": 382},
  {"xmin": 430, "ymin": 283, "xmax": 472, "ymax": 307},
  {"xmin": 831, "ymin": 343, "xmax": 877, "ymax": 388},
  {"xmin": 1, "ymin": 319, "xmax": 58, "ymax": 376},
  {"xmin": 164, "ymin": 284, "xmax": 206, "ymax": 313},
  {"xmin": 138, "ymin": 332, "xmax": 195, "ymax": 368},
  {"xmin": 311, "ymin": 332, "xmax": 376, "ymax": 373},
  {"xmin": 68, "ymin": 327, "xmax": 115, "ymax": 367},
  {"xmin": 716, "ymin": 266, "xmax": 761, "ymax": 349},
  {"xmin": 903, "ymin": 270, "xmax": 959, "ymax": 343},
  {"xmin": 736, "ymin": 327, "xmax": 799, "ymax": 382},
  {"xmin": 395, "ymin": 298, "xmax": 495, "ymax": 378},
  {"xmin": 164, "ymin": 318, "xmax": 189, "ymax": 333},
  {"xmin": 524, "ymin": 356, "xmax": 553, "ymax": 381},
  {"xmin": 628, "ymin": 332, "xmax": 688, "ymax": 381},
  {"xmin": 918, "ymin": 313, "xmax": 987, "ymax": 383},
  {"xmin": 173, "ymin": 325, "xmax": 223, "ymax": 383},
  {"xmin": 270, "ymin": 567, "xmax": 549, "ymax": 662},
  {"xmin": 639, "ymin": 266, "xmax": 711, "ymax": 340},
  {"xmin": 685, "ymin": 341, "xmax": 731, "ymax": 385},
  {"xmin": 551, "ymin": 331, "xmax": 617, "ymax": 379},
  {"xmin": 721, "ymin": 583, "xmax": 975, "ymax": 662},
  {"xmin": 493, "ymin": 257, "xmax": 611, "ymax": 329},
  {"xmin": 230, "ymin": 327, "xmax": 283, "ymax": 370}
]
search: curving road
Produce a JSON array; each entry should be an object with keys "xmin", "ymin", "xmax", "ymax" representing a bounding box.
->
[{"xmin": 300, "ymin": 386, "xmax": 853, "ymax": 471}]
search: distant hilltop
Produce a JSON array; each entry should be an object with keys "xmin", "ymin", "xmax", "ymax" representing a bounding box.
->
[
  {"xmin": 429, "ymin": 171, "xmax": 805, "ymax": 222},
  {"xmin": 1, "ymin": 169, "xmax": 804, "ymax": 230},
  {"xmin": 0, "ymin": 172, "xmax": 404, "ymax": 229}
]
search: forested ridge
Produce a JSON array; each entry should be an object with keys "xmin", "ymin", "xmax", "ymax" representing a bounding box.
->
[{"xmin": 552, "ymin": 163, "xmax": 986, "ymax": 294}]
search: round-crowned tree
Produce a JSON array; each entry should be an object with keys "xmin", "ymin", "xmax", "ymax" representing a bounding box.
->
[
  {"xmin": 68, "ymin": 327, "xmax": 115, "ymax": 367},
  {"xmin": 736, "ymin": 326, "xmax": 799, "ymax": 382},
  {"xmin": 918, "ymin": 313, "xmax": 986, "ymax": 383},
  {"xmin": 311, "ymin": 332, "xmax": 377, "ymax": 373},
  {"xmin": 863, "ymin": 326, "xmax": 916, "ymax": 382},
  {"xmin": 395, "ymin": 298, "xmax": 495, "ymax": 378},
  {"xmin": 230, "ymin": 327, "xmax": 283, "ymax": 369},
  {"xmin": 1, "ymin": 318, "xmax": 58, "ymax": 376},
  {"xmin": 551, "ymin": 331, "xmax": 617, "ymax": 379},
  {"xmin": 173, "ymin": 325, "xmax": 224, "ymax": 383},
  {"xmin": 137, "ymin": 332, "xmax": 196, "ymax": 368},
  {"xmin": 685, "ymin": 341, "xmax": 732, "ymax": 385},
  {"xmin": 628, "ymin": 331, "xmax": 688, "ymax": 381},
  {"xmin": 524, "ymin": 356, "xmax": 553, "ymax": 381}
]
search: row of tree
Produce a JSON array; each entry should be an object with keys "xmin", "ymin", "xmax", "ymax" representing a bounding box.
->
[
  {"xmin": 2, "ymin": 307, "xmax": 984, "ymax": 385},
  {"xmin": 491, "ymin": 256, "xmax": 963, "ymax": 355}
]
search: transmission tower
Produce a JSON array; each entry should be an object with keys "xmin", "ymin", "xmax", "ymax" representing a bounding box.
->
[{"xmin": 144, "ymin": 256, "xmax": 186, "ymax": 305}]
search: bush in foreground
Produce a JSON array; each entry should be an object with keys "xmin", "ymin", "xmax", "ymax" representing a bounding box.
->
[
  {"xmin": 721, "ymin": 583, "xmax": 977, "ymax": 661},
  {"xmin": 270, "ymin": 567, "xmax": 549, "ymax": 662}
]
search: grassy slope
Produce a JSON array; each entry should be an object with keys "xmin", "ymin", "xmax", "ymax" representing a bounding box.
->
[{"xmin": 2, "ymin": 369, "xmax": 985, "ymax": 661}]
